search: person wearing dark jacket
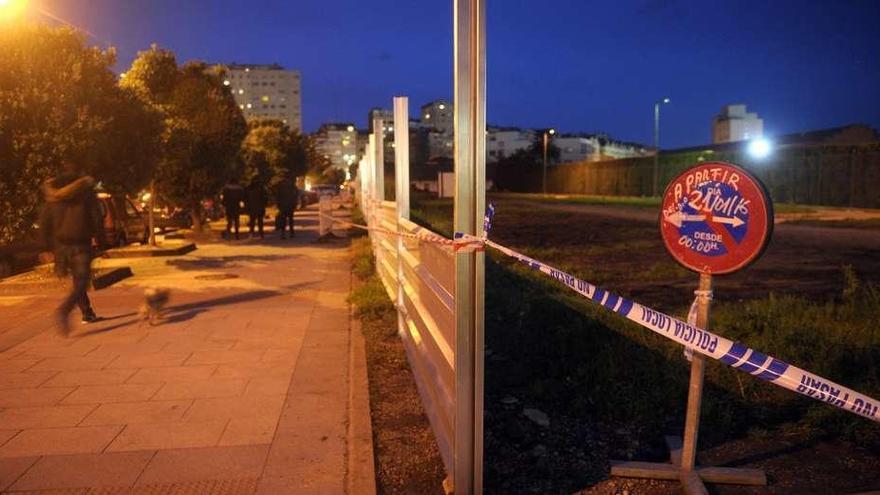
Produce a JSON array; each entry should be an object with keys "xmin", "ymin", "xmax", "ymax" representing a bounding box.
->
[
  {"xmin": 245, "ymin": 180, "xmax": 268, "ymax": 238},
  {"xmin": 39, "ymin": 159, "xmax": 105, "ymax": 336},
  {"xmin": 221, "ymin": 179, "xmax": 246, "ymax": 240},
  {"xmin": 275, "ymin": 175, "xmax": 298, "ymax": 239}
]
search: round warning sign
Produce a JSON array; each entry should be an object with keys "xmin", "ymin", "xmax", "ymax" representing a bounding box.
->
[{"xmin": 660, "ymin": 162, "xmax": 773, "ymax": 275}]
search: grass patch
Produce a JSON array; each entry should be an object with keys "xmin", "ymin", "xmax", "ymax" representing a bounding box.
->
[{"xmin": 786, "ymin": 218, "xmax": 880, "ymax": 230}]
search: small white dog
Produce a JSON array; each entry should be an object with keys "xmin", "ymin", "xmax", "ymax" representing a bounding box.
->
[{"xmin": 140, "ymin": 288, "xmax": 171, "ymax": 326}]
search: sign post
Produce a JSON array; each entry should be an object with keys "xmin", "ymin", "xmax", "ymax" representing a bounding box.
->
[{"xmin": 612, "ymin": 162, "xmax": 773, "ymax": 494}]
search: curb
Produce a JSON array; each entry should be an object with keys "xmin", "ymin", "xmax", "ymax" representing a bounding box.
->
[
  {"xmin": 347, "ymin": 272, "xmax": 377, "ymax": 495},
  {"xmin": 92, "ymin": 266, "xmax": 133, "ymax": 290},
  {"xmin": 104, "ymin": 241, "xmax": 197, "ymax": 258}
]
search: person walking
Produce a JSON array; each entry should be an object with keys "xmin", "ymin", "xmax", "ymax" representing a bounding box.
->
[
  {"xmin": 221, "ymin": 178, "xmax": 246, "ymax": 240},
  {"xmin": 245, "ymin": 179, "xmax": 268, "ymax": 238},
  {"xmin": 39, "ymin": 158, "xmax": 105, "ymax": 336},
  {"xmin": 275, "ymin": 174, "xmax": 298, "ymax": 239}
]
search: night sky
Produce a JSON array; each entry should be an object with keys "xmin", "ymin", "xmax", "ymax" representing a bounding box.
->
[{"xmin": 36, "ymin": 0, "xmax": 880, "ymax": 148}]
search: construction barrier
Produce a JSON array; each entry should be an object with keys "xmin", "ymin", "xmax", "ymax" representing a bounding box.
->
[{"xmin": 333, "ymin": 208, "xmax": 880, "ymax": 424}]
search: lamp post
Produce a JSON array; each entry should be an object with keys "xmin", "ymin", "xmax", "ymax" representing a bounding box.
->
[
  {"xmin": 653, "ymin": 97, "xmax": 670, "ymax": 197},
  {"xmin": 542, "ymin": 128, "xmax": 556, "ymax": 195}
]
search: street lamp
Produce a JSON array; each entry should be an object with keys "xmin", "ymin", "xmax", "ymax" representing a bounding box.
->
[
  {"xmin": 0, "ymin": 0, "xmax": 110, "ymax": 45},
  {"xmin": 542, "ymin": 128, "xmax": 556, "ymax": 195},
  {"xmin": 747, "ymin": 138, "xmax": 772, "ymax": 160},
  {"xmin": 653, "ymin": 97, "xmax": 671, "ymax": 196},
  {"xmin": 0, "ymin": 0, "xmax": 27, "ymax": 22}
]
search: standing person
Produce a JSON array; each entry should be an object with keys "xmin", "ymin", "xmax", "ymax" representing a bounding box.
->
[
  {"xmin": 39, "ymin": 158, "xmax": 105, "ymax": 336},
  {"xmin": 275, "ymin": 174, "xmax": 297, "ymax": 239},
  {"xmin": 221, "ymin": 178, "xmax": 245, "ymax": 240},
  {"xmin": 245, "ymin": 179, "xmax": 268, "ymax": 238}
]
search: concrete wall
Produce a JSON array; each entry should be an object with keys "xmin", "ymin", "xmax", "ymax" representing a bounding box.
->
[{"xmin": 547, "ymin": 143, "xmax": 880, "ymax": 208}]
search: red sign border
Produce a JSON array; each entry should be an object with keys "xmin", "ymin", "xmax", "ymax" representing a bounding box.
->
[{"xmin": 658, "ymin": 161, "xmax": 774, "ymax": 276}]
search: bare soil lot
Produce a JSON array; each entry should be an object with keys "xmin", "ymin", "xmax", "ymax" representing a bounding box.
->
[{"xmin": 412, "ymin": 195, "xmax": 880, "ymax": 494}]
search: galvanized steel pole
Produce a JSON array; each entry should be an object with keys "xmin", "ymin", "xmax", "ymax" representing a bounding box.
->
[
  {"xmin": 542, "ymin": 131, "xmax": 549, "ymax": 195},
  {"xmin": 373, "ymin": 119, "xmax": 385, "ymax": 202},
  {"xmin": 680, "ymin": 273, "xmax": 712, "ymax": 484},
  {"xmin": 653, "ymin": 102, "xmax": 660, "ymax": 197},
  {"xmin": 453, "ymin": 0, "xmax": 486, "ymax": 493},
  {"xmin": 394, "ymin": 98, "xmax": 410, "ymax": 219},
  {"xmin": 394, "ymin": 97, "xmax": 410, "ymax": 344}
]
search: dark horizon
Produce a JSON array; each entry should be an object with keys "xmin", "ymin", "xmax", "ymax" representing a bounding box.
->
[{"xmin": 33, "ymin": 0, "xmax": 880, "ymax": 149}]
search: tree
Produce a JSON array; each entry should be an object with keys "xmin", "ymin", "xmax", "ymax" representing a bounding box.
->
[
  {"xmin": 240, "ymin": 119, "xmax": 299, "ymax": 187},
  {"xmin": 122, "ymin": 47, "xmax": 246, "ymax": 230},
  {"xmin": 0, "ymin": 25, "xmax": 161, "ymax": 243},
  {"xmin": 298, "ymin": 133, "xmax": 333, "ymax": 183},
  {"xmin": 490, "ymin": 133, "xmax": 561, "ymax": 192}
]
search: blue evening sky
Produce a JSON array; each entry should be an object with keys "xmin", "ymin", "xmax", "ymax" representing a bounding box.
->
[{"xmin": 39, "ymin": 0, "xmax": 880, "ymax": 148}]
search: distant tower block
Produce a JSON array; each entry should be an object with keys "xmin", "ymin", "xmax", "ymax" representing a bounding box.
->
[{"xmin": 712, "ymin": 104, "xmax": 764, "ymax": 144}]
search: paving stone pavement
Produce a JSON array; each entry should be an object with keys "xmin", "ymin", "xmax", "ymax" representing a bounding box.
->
[{"xmin": 0, "ymin": 208, "xmax": 362, "ymax": 494}]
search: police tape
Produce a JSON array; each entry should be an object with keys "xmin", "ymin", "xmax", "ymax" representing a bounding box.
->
[
  {"xmin": 348, "ymin": 203, "xmax": 880, "ymax": 423},
  {"xmin": 467, "ymin": 234, "xmax": 880, "ymax": 423},
  {"xmin": 319, "ymin": 212, "xmax": 484, "ymax": 252}
]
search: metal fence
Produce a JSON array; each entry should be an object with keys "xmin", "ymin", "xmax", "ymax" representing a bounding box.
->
[
  {"xmin": 357, "ymin": 4, "xmax": 486, "ymax": 492},
  {"xmin": 359, "ymin": 94, "xmax": 479, "ymax": 492}
]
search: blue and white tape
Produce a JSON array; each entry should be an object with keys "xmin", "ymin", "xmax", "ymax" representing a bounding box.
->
[{"xmin": 454, "ymin": 205, "xmax": 880, "ymax": 423}]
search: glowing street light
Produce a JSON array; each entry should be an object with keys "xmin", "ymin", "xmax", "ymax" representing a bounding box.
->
[
  {"xmin": 0, "ymin": 0, "xmax": 28, "ymax": 22},
  {"xmin": 747, "ymin": 138, "xmax": 772, "ymax": 159},
  {"xmin": 542, "ymin": 128, "xmax": 556, "ymax": 195}
]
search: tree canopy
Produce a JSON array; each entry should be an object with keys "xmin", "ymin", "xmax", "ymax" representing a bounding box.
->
[
  {"xmin": 121, "ymin": 47, "xmax": 246, "ymax": 228},
  {"xmin": 240, "ymin": 119, "xmax": 302, "ymax": 187},
  {"xmin": 0, "ymin": 25, "xmax": 162, "ymax": 243}
]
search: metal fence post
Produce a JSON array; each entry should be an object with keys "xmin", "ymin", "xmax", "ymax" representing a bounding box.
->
[
  {"xmin": 453, "ymin": 0, "xmax": 486, "ymax": 493},
  {"xmin": 373, "ymin": 118, "xmax": 385, "ymax": 202},
  {"xmin": 394, "ymin": 97, "xmax": 410, "ymax": 221},
  {"xmin": 394, "ymin": 97, "xmax": 410, "ymax": 341}
]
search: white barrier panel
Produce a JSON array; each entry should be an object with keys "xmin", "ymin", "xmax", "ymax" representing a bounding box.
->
[{"xmin": 318, "ymin": 195, "xmax": 332, "ymax": 236}]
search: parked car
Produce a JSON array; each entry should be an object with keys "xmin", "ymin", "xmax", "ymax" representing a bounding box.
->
[
  {"xmin": 0, "ymin": 192, "xmax": 145, "ymax": 278},
  {"xmin": 312, "ymin": 184, "xmax": 340, "ymax": 196},
  {"xmin": 298, "ymin": 190, "xmax": 318, "ymax": 209},
  {"xmin": 144, "ymin": 206, "xmax": 193, "ymax": 232},
  {"xmin": 97, "ymin": 193, "xmax": 148, "ymax": 247}
]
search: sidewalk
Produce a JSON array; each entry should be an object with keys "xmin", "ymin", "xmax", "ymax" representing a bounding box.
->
[{"xmin": 0, "ymin": 207, "xmax": 371, "ymax": 494}]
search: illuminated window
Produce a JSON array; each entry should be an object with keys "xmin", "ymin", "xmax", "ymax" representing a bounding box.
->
[{"xmin": 261, "ymin": 95, "xmax": 270, "ymax": 102}]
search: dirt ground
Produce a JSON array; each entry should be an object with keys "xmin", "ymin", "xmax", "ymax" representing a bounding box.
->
[
  {"xmin": 351, "ymin": 253, "xmax": 447, "ymax": 495},
  {"xmin": 413, "ymin": 196, "xmax": 880, "ymax": 494},
  {"xmin": 490, "ymin": 198, "xmax": 880, "ymax": 311}
]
